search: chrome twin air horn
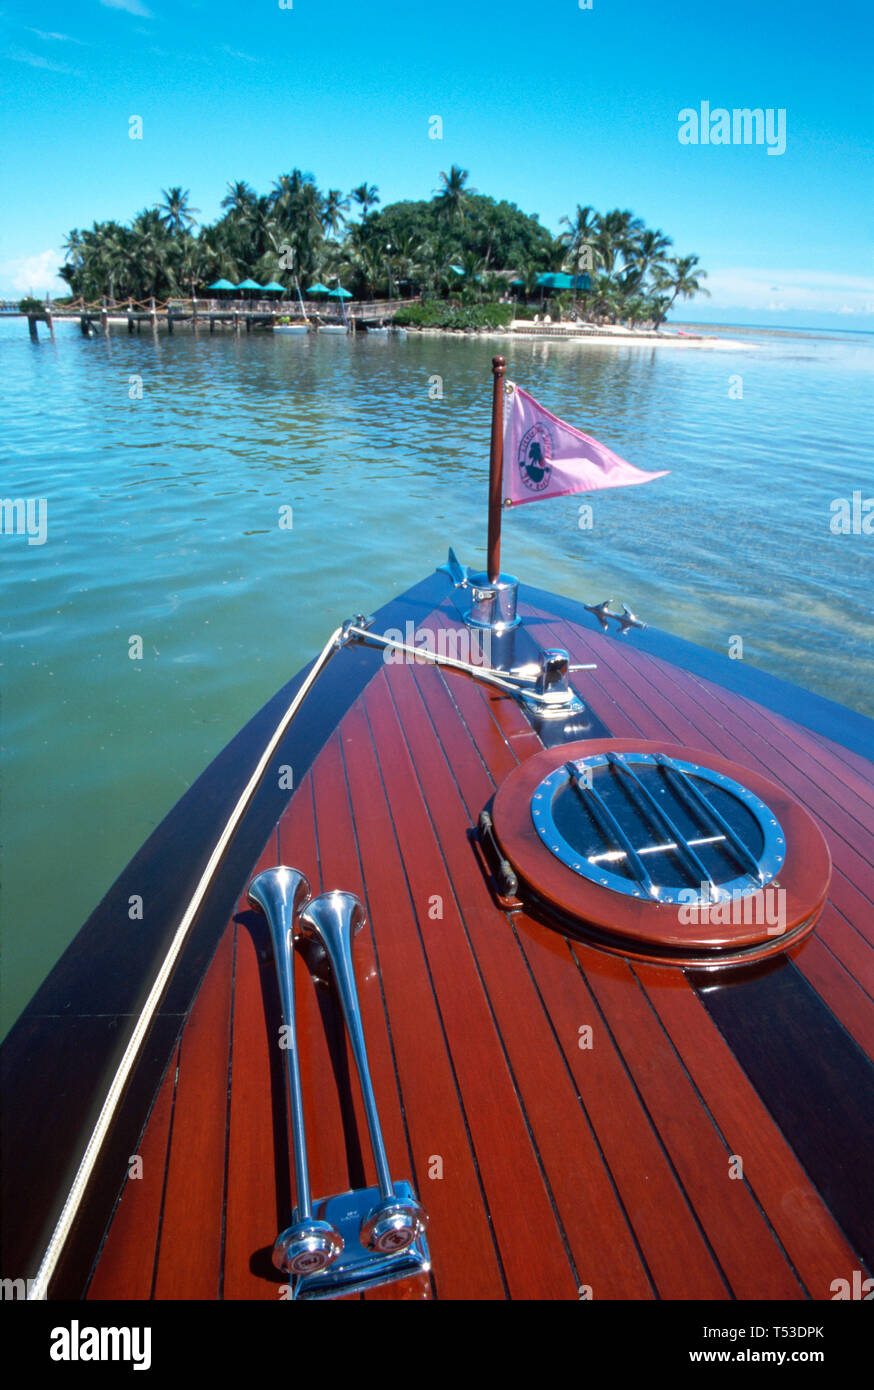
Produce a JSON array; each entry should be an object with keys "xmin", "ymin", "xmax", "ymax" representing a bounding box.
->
[
  {"xmin": 247, "ymin": 868, "xmax": 343, "ymax": 1278},
  {"xmin": 247, "ymin": 869, "xmax": 430, "ymax": 1300}
]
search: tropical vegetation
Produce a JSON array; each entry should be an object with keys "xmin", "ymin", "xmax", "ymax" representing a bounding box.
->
[{"xmin": 57, "ymin": 169, "xmax": 707, "ymax": 328}]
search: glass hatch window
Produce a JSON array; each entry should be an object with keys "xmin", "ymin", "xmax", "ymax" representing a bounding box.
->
[{"xmin": 530, "ymin": 751, "xmax": 785, "ymax": 904}]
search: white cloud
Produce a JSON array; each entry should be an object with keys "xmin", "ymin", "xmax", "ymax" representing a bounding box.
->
[
  {"xmin": 221, "ymin": 44, "xmax": 256, "ymax": 62},
  {"xmin": 27, "ymin": 29, "xmax": 89, "ymax": 45},
  {"xmin": 100, "ymin": 0, "xmax": 154, "ymax": 18},
  {"xmin": 704, "ymin": 267, "xmax": 874, "ymax": 318},
  {"xmin": 4, "ymin": 44, "xmax": 75, "ymax": 73},
  {"xmin": 0, "ymin": 250, "xmax": 66, "ymax": 296}
]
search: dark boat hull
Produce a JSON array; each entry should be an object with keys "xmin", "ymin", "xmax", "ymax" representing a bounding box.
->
[{"xmin": 3, "ymin": 567, "xmax": 873, "ymax": 1300}]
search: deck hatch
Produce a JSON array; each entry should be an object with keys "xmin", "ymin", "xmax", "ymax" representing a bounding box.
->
[
  {"xmin": 491, "ymin": 738, "xmax": 830, "ymax": 966},
  {"xmin": 531, "ymin": 751, "xmax": 785, "ymax": 905}
]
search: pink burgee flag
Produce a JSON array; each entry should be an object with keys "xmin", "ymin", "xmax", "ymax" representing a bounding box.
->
[{"xmin": 502, "ymin": 382, "xmax": 668, "ymax": 507}]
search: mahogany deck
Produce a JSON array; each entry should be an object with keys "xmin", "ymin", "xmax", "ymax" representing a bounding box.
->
[{"xmin": 86, "ymin": 592, "xmax": 874, "ymax": 1301}]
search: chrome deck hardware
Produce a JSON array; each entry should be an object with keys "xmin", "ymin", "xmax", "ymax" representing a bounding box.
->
[
  {"xmin": 518, "ymin": 649, "xmax": 586, "ymax": 719},
  {"xmin": 299, "ymin": 893, "xmax": 429, "ymax": 1266},
  {"xmin": 343, "ymin": 620, "xmax": 595, "ymax": 713},
  {"xmin": 439, "ymin": 546, "xmax": 470, "ymax": 590},
  {"xmin": 247, "ymin": 868, "xmax": 345, "ymax": 1278},
  {"xmin": 248, "ymin": 872, "xmax": 430, "ymax": 1300},
  {"xmin": 462, "ymin": 570, "xmax": 521, "ymax": 633},
  {"xmin": 533, "ymin": 751, "xmax": 785, "ymax": 904},
  {"xmin": 615, "ymin": 603, "xmax": 646, "ymax": 635},
  {"xmin": 584, "ymin": 599, "xmax": 646, "ymax": 635},
  {"xmin": 584, "ymin": 599, "xmax": 613, "ymax": 632}
]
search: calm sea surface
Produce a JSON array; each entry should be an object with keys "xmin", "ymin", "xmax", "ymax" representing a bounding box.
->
[{"xmin": 1, "ymin": 318, "xmax": 872, "ymax": 1033}]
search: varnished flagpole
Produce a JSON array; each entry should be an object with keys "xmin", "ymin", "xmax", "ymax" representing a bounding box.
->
[{"xmin": 487, "ymin": 355, "xmax": 506, "ymax": 584}]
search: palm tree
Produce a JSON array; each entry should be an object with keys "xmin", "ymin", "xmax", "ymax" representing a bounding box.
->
[
  {"xmin": 653, "ymin": 255, "xmax": 710, "ymax": 318},
  {"xmin": 559, "ymin": 204, "xmax": 597, "ymax": 273},
  {"xmin": 322, "ymin": 189, "xmax": 350, "ymax": 239},
  {"xmin": 630, "ymin": 228, "xmax": 673, "ymax": 283},
  {"xmin": 97, "ymin": 223, "xmax": 131, "ymax": 302},
  {"xmin": 458, "ymin": 248, "xmax": 486, "ymax": 300},
  {"xmin": 435, "ymin": 165, "xmax": 476, "ymax": 223},
  {"xmin": 156, "ymin": 187, "xmax": 199, "ymax": 236},
  {"xmin": 388, "ymin": 230, "xmax": 423, "ymax": 296},
  {"xmin": 198, "ymin": 225, "xmax": 239, "ymax": 285},
  {"xmin": 221, "ymin": 180, "xmax": 257, "ymax": 217},
  {"xmin": 350, "ymin": 183, "xmax": 380, "ymax": 220},
  {"xmin": 130, "ymin": 209, "xmax": 173, "ymax": 296}
]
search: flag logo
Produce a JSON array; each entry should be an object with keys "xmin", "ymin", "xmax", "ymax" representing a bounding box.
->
[
  {"xmin": 502, "ymin": 381, "xmax": 669, "ymax": 507},
  {"xmin": 519, "ymin": 423, "xmax": 553, "ymax": 493}
]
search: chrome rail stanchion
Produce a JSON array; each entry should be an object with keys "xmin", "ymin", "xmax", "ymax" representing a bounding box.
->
[
  {"xmin": 299, "ymin": 891, "xmax": 428, "ymax": 1256},
  {"xmin": 247, "ymin": 868, "xmax": 344, "ymax": 1276}
]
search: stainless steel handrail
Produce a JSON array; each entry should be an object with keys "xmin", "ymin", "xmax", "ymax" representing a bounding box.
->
[
  {"xmin": 605, "ymin": 751, "xmax": 718, "ymax": 894},
  {"xmin": 566, "ymin": 760, "xmax": 658, "ymax": 898},
  {"xmin": 653, "ymin": 753, "xmax": 764, "ymax": 883}
]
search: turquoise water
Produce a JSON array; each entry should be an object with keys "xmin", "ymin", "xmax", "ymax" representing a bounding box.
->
[{"xmin": 1, "ymin": 319, "xmax": 872, "ymax": 1034}]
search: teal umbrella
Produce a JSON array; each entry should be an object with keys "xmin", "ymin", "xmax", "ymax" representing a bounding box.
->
[
  {"xmin": 207, "ymin": 278, "xmax": 236, "ymax": 291},
  {"xmin": 306, "ymin": 282, "xmax": 331, "ymax": 294},
  {"xmin": 235, "ymin": 278, "xmax": 263, "ymax": 291},
  {"xmin": 261, "ymin": 281, "xmax": 287, "ymax": 293},
  {"xmin": 326, "ymin": 286, "xmax": 352, "ymax": 299}
]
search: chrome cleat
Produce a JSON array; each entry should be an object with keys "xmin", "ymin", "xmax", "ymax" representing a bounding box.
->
[{"xmin": 584, "ymin": 598, "xmax": 613, "ymax": 631}]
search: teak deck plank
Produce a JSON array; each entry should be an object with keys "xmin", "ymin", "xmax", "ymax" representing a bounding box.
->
[
  {"xmin": 87, "ymin": 586, "xmax": 874, "ymax": 1300},
  {"xmin": 222, "ymin": 836, "xmax": 285, "ymax": 1301},
  {"xmin": 340, "ymin": 702, "xmax": 506, "ymax": 1299},
  {"xmin": 388, "ymin": 662, "xmax": 654, "ymax": 1298},
  {"xmin": 537, "ymin": 611, "xmax": 874, "ymax": 1053},
  {"xmin": 86, "ymin": 1043, "xmax": 179, "ymax": 1300},
  {"xmin": 577, "ymin": 951, "xmax": 803, "ymax": 1299},
  {"xmin": 420, "ymin": 645, "xmax": 805, "ymax": 1299},
  {"xmin": 510, "ymin": 916, "xmax": 730, "ymax": 1300},
  {"xmin": 365, "ymin": 670, "xmax": 581, "ymax": 1298},
  {"xmin": 151, "ymin": 927, "xmax": 234, "ymax": 1300},
  {"xmin": 636, "ymin": 961, "xmax": 861, "ymax": 1298},
  {"xmin": 310, "ymin": 730, "xmax": 431, "ymax": 1302}
]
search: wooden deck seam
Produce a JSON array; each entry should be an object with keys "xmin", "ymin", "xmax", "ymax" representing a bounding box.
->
[
  {"xmin": 410, "ymin": 651, "xmax": 711, "ymax": 1296},
  {"xmin": 543, "ymin": 616, "xmax": 874, "ymax": 973},
  {"xmin": 383, "ymin": 669, "xmax": 584, "ymax": 1294},
  {"xmin": 504, "ymin": 916, "xmax": 663, "ymax": 1297},
  {"xmin": 815, "ymin": 913, "xmax": 874, "ymax": 1006},
  {"xmin": 359, "ymin": 687, "xmax": 512, "ymax": 1297},
  {"xmin": 630, "ymin": 965, "xmax": 810, "ymax": 1297},
  {"xmin": 335, "ymin": 725, "xmax": 438, "ymax": 1301},
  {"xmin": 147, "ymin": 1046, "xmax": 181, "ymax": 1300},
  {"xmin": 586, "ymin": 630, "xmax": 874, "ymax": 908},
  {"xmin": 742, "ymin": 703, "xmax": 874, "ymax": 819},
  {"xmin": 217, "ymin": 915, "xmax": 239, "ymax": 1301},
  {"xmin": 561, "ymin": 939, "xmax": 736, "ymax": 1296},
  {"xmin": 654, "ymin": 659, "xmax": 874, "ymax": 892}
]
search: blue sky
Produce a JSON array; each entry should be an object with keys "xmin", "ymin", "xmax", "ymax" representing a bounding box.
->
[{"xmin": 1, "ymin": 0, "xmax": 872, "ymax": 327}]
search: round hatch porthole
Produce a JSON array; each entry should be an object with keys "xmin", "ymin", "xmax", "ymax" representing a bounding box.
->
[{"xmin": 491, "ymin": 740, "xmax": 832, "ymax": 967}]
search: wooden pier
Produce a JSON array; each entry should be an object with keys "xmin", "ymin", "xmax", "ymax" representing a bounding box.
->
[{"xmin": 21, "ymin": 296, "xmax": 420, "ymax": 340}]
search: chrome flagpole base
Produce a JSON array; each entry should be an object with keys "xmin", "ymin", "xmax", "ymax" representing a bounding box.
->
[{"xmin": 463, "ymin": 571, "xmax": 521, "ymax": 633}]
